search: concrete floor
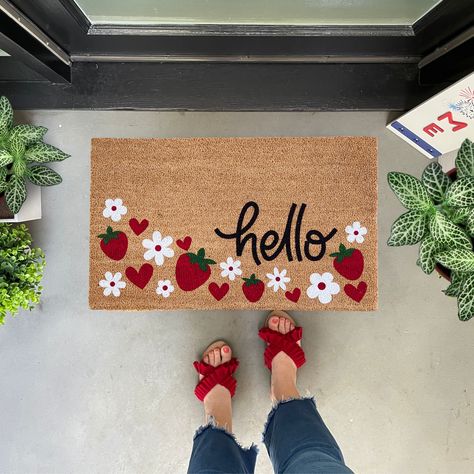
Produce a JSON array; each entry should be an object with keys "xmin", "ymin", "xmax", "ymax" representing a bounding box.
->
[{"xmin": 0, "ymin": 111, "xmax": 473, "ymax": 474}]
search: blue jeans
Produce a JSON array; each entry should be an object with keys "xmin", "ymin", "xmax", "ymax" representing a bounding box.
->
[{"xmin": 188, "ymin": 398, "xmax": 353, "ymax": 473}]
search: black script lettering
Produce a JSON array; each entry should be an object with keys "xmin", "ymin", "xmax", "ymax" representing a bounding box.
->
[
  {"xmin": 215, "ymin": 201, "xmax": 338, "ymax": 266},
  {"xmin": 304, "ymin": 228, "xmax": 338, "ymax": 261},
  {"xmin": 215, "ymin": 201, "xmax": 261, "ymax": 265}
]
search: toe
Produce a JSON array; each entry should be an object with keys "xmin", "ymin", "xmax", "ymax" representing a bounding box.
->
[
  {"xmin": 290, "ymin": 322, "xmax": 295, "ymax": 331},
  {"xmin": 214, "ymin": 348, "xmax": 222, "ymax": 365},
  {"xmin": 208, "ymin": 350, "xmax": 216, "ymax": 366},
  {"xmin": 204, "ymin": 354, "xmax": 210, "ymax": 365},
  {"xmin": 269, "ymin": 316, "xmax": 280, "ymax": 331},
  {"xmin": 278, "ymin": 317, "xmax": 287, "ymax": 333},
  {"xmin": 221, "ymin": 345, "xmax": 232, "ymax": 363}
]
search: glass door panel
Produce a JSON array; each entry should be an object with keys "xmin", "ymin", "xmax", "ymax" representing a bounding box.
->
[{"xmin": 72, "ymin": 0, "xmax": 442, "ymax": 26}]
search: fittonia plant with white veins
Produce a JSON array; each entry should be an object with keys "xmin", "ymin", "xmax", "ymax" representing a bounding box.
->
[
  {"xmin": 0, "ymin": 96, "xmax": 69, "ymax": 214},
  {"xmin": 388, "ymin": 138, "xmax": 474, "ymax": 321}
]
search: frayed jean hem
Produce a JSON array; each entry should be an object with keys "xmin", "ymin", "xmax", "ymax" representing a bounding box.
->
[
  {"xmin": 262, "ymin": 396, "xmax": 316, "ymax": 442},
  {"xmin": 194, "ymin": 418, "xmax": 259, "ymax": 456}
]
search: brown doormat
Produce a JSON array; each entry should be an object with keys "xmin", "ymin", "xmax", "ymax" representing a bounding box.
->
[{"xmin": 89, "ymin": 137, "xmax": 377, "ymax": 311}]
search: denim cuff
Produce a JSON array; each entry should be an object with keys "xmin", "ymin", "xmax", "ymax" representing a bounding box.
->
[
  {"xmin": 194, "ymin": 417, "xmax": 259, "ymax": 455},
  {"xmin": 262, "ymin": 396, "xmax": 316, "ymax": 442}
]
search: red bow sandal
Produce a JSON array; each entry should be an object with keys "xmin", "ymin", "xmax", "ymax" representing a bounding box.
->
[
  {"xmin": 258, "ymin": 311, "xmax": 306, "ymax": 370},
  {"xmin": 193, "ymin": 341, "xmax": 239, "ymax": 401}
]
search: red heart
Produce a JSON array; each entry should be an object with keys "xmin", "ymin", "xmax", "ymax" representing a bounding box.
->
[
  {"xmin": 285, "ymin": 288, "xmax": 301, "ymax": 303},
  {"xmin": 208, "ymin": 282, "xmax": 229, "ymax": 301},
  {"xmin": 129, "ymin": 218, "xmax": 149, "ymax": 236},
  {"xmin": 177, "ymin": 236, "xmax": 192, "ymax": 251},
  {"xmin": 125, "ymin": 263, "xmax": 154, "ymax": 289},
  {"xmin": 344, "ymin": 281, "xmax": 367, "ymax": 303}
]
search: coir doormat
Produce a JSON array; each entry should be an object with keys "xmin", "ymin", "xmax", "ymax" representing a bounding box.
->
[{"xmin": 89, "ymin": 137, "xmax": 377, "ymax": 310}]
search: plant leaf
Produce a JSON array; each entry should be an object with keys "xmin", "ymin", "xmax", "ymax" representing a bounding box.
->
[
  {"xmin": 435, "ymin": 248, "xmax": 474, "ymax": 273},
  {"xmin": 5, "ymin": 175, "xmax": 27, "ymax": 214},
  {"xmin": 0, "ymin": 96, "xmax": 13, "ymax": 138},
  {"xmin": 445, "ymin": 176, "xmax": 474, "ymax": 207},
  {"xmin": 10, "ymin": 124, "xmax": 47, "ymax": 146},
  {"xmin": 451, "ymin": 207, "xmax": 472, "ymax": 225},
  {"xmin": 455, "ymin": 138, "xmax": 474, "ymax": 178},
  {"xmin": 429, "ymin": 211, "xmax": 471, "ymax": 249},
  {"xmin": 443, "ymin": 272, "xmax": 466, "ymax": 297},
  {"xmin": 467, "ymin": 209, "xmax": 474, "ymax": 236},
  {"xmin": 418, "ymin": 235, "xmax": 444, "ymax": 274},
  {"xmin": 12, "ymin": 159, "xmax": 27, "ymax": 177},
  {"xmin": 27, "ymin": 165, "xmax": 62, "ymax": 186},
  {"xmin": 0, "ymin": 166, "xmax": 7, "ymax": 192},
  {"xmin": 387, "ymin": 210, "xmax": 428, "ymax": 246},
  {"xmin": 421, "ymin": 162, "xmax": 450, "ymax": 203},
  {"xmin": 0, "ymin": 149, "xmax": 13, "ymax": 167},
  {"xmin": 458, "ymin": 274, "xmax": 474, "ymax": 321},
  {"xmin": 387, "ymin": 172, "xmax": 433, "ymax": 211},
  {"xmin": 8, "ymin": 135, "xmax": 26, "ymax": 159},
  {"xmin": 25, "ymin": 142, "xmax": 69, "ymax": 163}
]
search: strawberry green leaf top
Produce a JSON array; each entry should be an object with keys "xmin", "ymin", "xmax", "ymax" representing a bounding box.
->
[
  {"xmin": 330, "ymin": 243, "xmax": 364, "ymax": 280},
  {"xmin": 187, "ymin": 248, "xmax": 216, "ymax": 272},
  {"xmin": 242, "ymin": 273, "xmax": 262, "ymax": 286},
  {"xmin": 98, "ymin": 226, "xmax": 122, "ymax": 244},
  {"xmin": 329, "ymin": 243, "xmax": 355, "ymax": 262}
]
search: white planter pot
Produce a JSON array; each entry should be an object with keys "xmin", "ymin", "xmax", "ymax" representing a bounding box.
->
[{"xmin": 0, "ymin": 182, "xmax": 42, "ymax": 222}]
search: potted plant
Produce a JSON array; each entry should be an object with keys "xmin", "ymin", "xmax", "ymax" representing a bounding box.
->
[
  {"xmin": 0, "ymin": 223, "xmax": 45, "ymax": 325},
  {"xmin": 387, "ymin": 138, "xmax": 474, "ymax": 321},
  {"xmin": 0, "ymin": 96, "xmax": 69, "ymax": 221}
]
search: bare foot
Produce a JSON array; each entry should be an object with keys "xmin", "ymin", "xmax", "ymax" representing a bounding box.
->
[
  {"xmin": 267, "ymin": 311, "xmax": 301, "ymax": 402},
  {"xmin": 200, "ymin": 341, "xmax": 233, "ymax": 431}
]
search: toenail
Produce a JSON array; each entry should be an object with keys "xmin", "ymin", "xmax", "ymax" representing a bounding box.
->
[
  {"xmin": 272, "ymin": 317, "xmax": 279, "ymax": 324},
  {"xmin": 223, "ymin": 346, "xmax": 229, "ymax": 353}
]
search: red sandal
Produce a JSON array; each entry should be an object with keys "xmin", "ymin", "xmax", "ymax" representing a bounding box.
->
[
  {"xmin": 258, "ymin": 311, "xmax": 306, "ymax": 370},
  {"xmin": 193, "ymin": 341, "xmax": 239, "ymax": 402}
]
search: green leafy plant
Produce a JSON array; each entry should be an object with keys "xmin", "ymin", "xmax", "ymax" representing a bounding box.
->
[
  {"xmin": 388, "ymin": 138, "xmax": 474, "ymax": 321},
  {"xmin": 0, "ymin": 96, "xmax": 69, "ymax": 214},
  {"xmin": 0, "ymin": 223, "xmax": 45, "ymax": 324}
]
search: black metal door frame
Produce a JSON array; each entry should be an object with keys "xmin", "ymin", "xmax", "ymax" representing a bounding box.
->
[{"xmin": 0, "ymin": 0, "xmax": 472, "ymax": 110}]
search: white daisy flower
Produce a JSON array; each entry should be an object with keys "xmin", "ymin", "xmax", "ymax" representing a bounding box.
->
[
  {"xmin": 345, "ymin": 221, "xmax": 367, "ymax": 244},
  {"xmin": 142, "ymin": 231, "xmax": 174, "ymax": 266},
  {"xmin": 156, "ymin": 279, "xmax": 174, "ymax": 298},
  {"xmin": 220, "ymin": 257, "xmax": 242, "ymax": 281},
  {"xmin": 102, "ymin": 198, "xmax": 127, "ymax": 222},
  {"xmin": 266, "ymin": 267, "xmax": 290, "ymax": 292},
  {"xmin": 306, "ymin": 272, "xmax": 340, "ymax": 304},
  {"xmin": 99, "ymin": 271, "xmax": 126, "ymax": 297}
]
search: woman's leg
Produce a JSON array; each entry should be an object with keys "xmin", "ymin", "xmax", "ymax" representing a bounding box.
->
[
  {"xmin": 187, "ymin": 343, "xmax": 258, "ymax": 474},
  {"xmin": 262, "ymin": 312, "xmax": 353, "ymax": 474}
]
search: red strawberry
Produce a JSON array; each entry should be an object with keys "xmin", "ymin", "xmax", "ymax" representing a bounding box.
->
[
  {"xmin": 329, "ymin": 243, "xmax": 364, "ymax": 280},
  {"xmin": 98, "ymin": 226, "xmax": 128, "ymax": 261},
  {"xmin": 175, "ymin": 247, "xmax": 216, "ymax": 291},
  {"xmin": 242, "ymin": 274, "xmax": 265, "ymax": 302}
]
